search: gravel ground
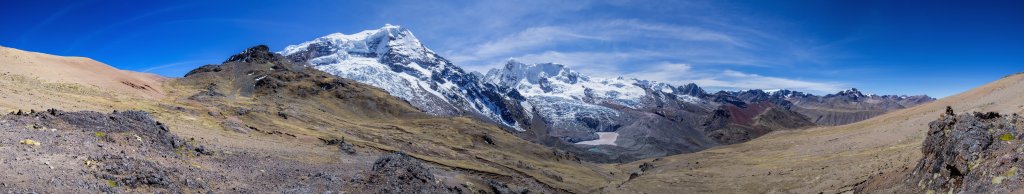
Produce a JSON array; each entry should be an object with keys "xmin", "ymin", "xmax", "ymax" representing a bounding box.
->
[{"xmin": 0, "ymin": 109, "xmax": 505, "ymax": 193}]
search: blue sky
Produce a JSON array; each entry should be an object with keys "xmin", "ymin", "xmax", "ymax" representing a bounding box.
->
[{"xmin": 1, "ymin": 0, "xmax": 1022, "ymax": 97}]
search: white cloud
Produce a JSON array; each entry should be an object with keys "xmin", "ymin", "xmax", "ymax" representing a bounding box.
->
[
  {"xmin": 688, "ymin": 70, "xmax": 845, "ymax": 94},
  {"xmin": 448, "ymin": 19, "xmax": 751, "ymax": 69},
  {"xmin": 379, "ymin": 0, "xmax": 855, "ymax": 95},
  {"xmin": 485, "ymin": 53, "xmax": 846, "ymax": 94},
  {"xmin": 448, "ymin": 26, "xmax": 608, "ymax": 63},
  {"xmin": 137, "ymin": 59, "xmax": 219, "ymax": 77},
  {"xmin": 614, "ymin": 63, "xmax": 846, "ymax": 94},
  {"xmin": 621, "ymin": 63, "xmax": 694, "ymax": 82},
  {"xmin": 510, "ymin": 51, "xmax": 667, "ymax": 76},
  {"xmin": 591, "ymin": 19, "xmax": 748, "ymax": 47}
]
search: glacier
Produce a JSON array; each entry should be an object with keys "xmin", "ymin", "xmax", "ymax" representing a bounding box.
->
[{"xmin": 279, "ymin": 25, "xmax": 531, "ymax": 130}]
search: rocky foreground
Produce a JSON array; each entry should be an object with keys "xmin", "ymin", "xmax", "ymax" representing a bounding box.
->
[
  {"xmin": 859, "ymin": 107, "xmax": 1024, "ymax": 193},
  {"xmin": 0, "ymin": 109, "xmax": 532, "ymax": 193}
]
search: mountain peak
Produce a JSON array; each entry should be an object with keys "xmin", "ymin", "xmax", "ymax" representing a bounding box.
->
[
  {"xmin": 502, "ymin": 58, "xmax": 526, "ymax": 68},
  {"xmin": 835, "ymin": 88, "xmax": 865, "ymax": 97},
  {"xmin": 677, "ymin": 83, "xmax": 707, "ymax": 97},
  {"xmin": 279, "ymin": 25, "xmax": 532, "ymax": 130},
  {"xmin": 226, "ymin": 45, "xmax": 277, "ymax": 63},
  {"xmin": 279, "ymin": 24, "xmax": 433, "ymax": 62},
  {"xmin": 491, "ymin": 60, "xmax": 581, "ymax": 86},
  {"xmin": 376, "ymin": 24, "xmax": 414, "ymax": 38}
]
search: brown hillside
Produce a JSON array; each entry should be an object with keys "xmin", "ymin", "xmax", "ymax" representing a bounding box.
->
[{"xmin": 0, "ymin": 46, "xmax": 165, "ymax": 99}]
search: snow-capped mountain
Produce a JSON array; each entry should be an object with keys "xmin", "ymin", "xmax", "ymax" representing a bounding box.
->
[
  {"xmin": 485, "ymin": 60, "xmax": 648, "ymax": 107},
  {"xmin": 483, "ymin": 60, "xmax": 706, "ymax": 133},
  {"xmin": 277, "ymin": 25, "xmax": 933, "ymax": 162},
  {"xmin": 278, "ymin": 25, "xmax": 531, "ymax": 130}
]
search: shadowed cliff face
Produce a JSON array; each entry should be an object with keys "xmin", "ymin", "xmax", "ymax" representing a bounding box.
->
[
  {"xmin": 182, "ymin": 45, "xmax": 425, "ymax": 119},
  {"xmin": 702, "ymin": 101, "xmax": 815, "ymax": 144},
  {"xmin": 859, "ymin": 107, "xmax": 1024, "ymax": 193}
]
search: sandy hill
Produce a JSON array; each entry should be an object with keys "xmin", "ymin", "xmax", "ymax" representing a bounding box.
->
[
  {"xmin": 608, "ymin": 73, "xmax": 1024, "ymax": 193},
  {"xmin": 0, "ymin": 46, "xmax": 165, "ymax": 99}
]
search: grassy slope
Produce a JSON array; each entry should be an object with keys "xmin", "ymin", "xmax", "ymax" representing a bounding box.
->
[
  {"xmin": 0, "ymin": 48, "xmax": 619, "ymax": 193},
  {"xmin": 160, "ymin": 78, "xmax": 619, "ymax": 192}
]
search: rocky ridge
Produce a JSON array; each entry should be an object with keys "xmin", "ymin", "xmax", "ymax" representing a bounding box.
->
[{"xmin": 859, "ymin": 107, "xmax": 1024, "ymax": 193}]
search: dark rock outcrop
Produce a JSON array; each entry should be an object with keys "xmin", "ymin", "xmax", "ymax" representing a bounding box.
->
[
  {"xmin": 179, "ymin": 45, "xmax": 420, "ymax": 118},
  {"xmin": 910, "ymin": 108, "xmax": 1024, "ymax": 193},
  {"xmin": 225, "ymin": 45, "xmax": 276, "ymax": 64},
  {"xmin": 862, "ymin": 107, "xmax": 1024, "ymax": 193},
  {"xmin": 10, "ymin": 109, "xmax": 203, "ymax": 155},
  {"xmin": 350, "ymin": 153, "xmax": 457, "ymax": 194},
  {"xmin": 677, "ymin": 83, "xmax": 707, "ymax": 98}
]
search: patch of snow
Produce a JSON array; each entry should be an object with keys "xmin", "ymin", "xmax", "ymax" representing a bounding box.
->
[{"xmin": 677, "ymin": 95, "xmax": 703, "ymax": 104}]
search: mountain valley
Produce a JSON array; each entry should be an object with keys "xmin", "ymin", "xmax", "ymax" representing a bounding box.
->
[
  {"xmin": 277, "ymin": 25, "xmax": 935, "ymax": 162},
  {"xmin": 0, "ymin": 25, "xmax": 1017, "ymax": 194}
]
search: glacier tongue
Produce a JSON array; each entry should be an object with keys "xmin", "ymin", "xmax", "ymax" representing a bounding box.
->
[
  {"xmin": 482, "ymin": 59, "xmax": 712, "ymax": 137},
  {"xmin": 485, "ymin": 59, "xmax": 678, "ymax": 110}
]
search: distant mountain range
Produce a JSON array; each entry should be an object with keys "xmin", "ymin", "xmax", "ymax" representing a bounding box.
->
[
  {"xmin": 7, "ymin": 27, "xmax": 1018, "ymax": 193},
  {"xmin": 278, "ymin": 25, "xmax": 935, "ymax": 162}
]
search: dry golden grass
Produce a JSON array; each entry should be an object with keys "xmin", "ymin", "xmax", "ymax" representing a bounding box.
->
[{"xmin": 158, "ymin": 77, "xmax": 620, "ymax": 193}]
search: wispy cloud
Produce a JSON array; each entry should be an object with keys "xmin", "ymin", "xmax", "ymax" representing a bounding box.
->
[
  {"xmin": 448, "ymin": 26, "xmax": 608, "ymax": 63},
  {"xmin": 504, "ymin": 52, "xmax": 846, "ymax": 93},
  {"xmin": 379, "ymin": 0, "xmax": 855, "ymax": 94},
  {"xmin": 16, "ymin": 0, "xmax": 92, "ymax": 45},
  {"xmin": 64, "ymin": 3, "xmax": 195, "ymax": 53},
  {"xmin": 592, "ymin": 19, "xmax": 748, "ymax": 47},
  {"xmin": 136, "ymin": 59, "xmax": 218, "ymax": 77},
  {"xmin": 449, "ymin": 19, "xmax": 751, "ymax": 69},
  {"xmin": 617, "ymin": 63, "xmax": 845, "ymax": 93},
  {"xmin": 698, "ymin": 70, "xmax": 846, "ymax": 93},
  {"xmin": 506, "ymin": 50, "xmax": 667, "ymax": 76}
]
